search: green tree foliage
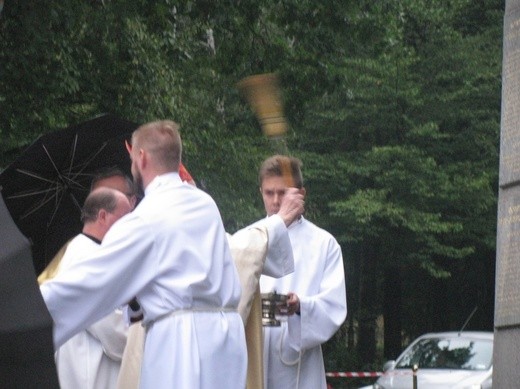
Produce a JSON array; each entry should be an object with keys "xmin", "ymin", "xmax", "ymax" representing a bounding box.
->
[{"xmin": 321, "ymin": 0, "xmax": 502, "ymax": 363}]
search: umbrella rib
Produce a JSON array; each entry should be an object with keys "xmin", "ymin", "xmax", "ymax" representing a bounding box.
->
[
  {"xmin": 18, "ymin": 186, "xmax": 61, "ymax": 220},
  {"xmin": 60, "ymin": 173, "xmax": 87, "ymax": 189},
  {"xmin": 45, "ymin": 183, "xmax": 82, "ymax": 227},
  {"xmin": 7, "ymin": 187, "xmax": 60, "ymax": 199},
  {"xmin": 42, "ymin": 135, "xmax": 87, "ymax": 190},
  {"xmin": 15, "ymin": 168, "xmax": 61, "ymax": 185},
  {"xmin": 68, "ymin": 142, "xmax": 109, "ymax": 182},
  {"xmin": 66, "ymin": 134, "xmax": 78, "ymax": 175},
  {"xmin": 45, "ymin": 187, "xmax": 68, "ymax": 227},
  {"xmin": 42, "ymin": 143, "xmax": 63, "ymax": 177},
  {"xmin": 69, "ymin": 191, "xmax": 83, "ymax": 213}
]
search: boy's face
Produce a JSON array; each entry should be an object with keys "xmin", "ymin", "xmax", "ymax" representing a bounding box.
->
[{"xmin": 260, "ymin": 176, "xmax": 287, "ymax": 216}]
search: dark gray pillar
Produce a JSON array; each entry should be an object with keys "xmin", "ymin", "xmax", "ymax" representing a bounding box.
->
[
  {"xmin": 0, "ymin": 194, "xmax": 59, "ymax": 388},
  {"xmin": 494, "ymin": 0, "xmax": 520, "ymax": 386}
]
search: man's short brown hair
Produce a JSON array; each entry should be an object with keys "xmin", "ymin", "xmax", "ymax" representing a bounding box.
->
[
  {"xmin": 258, "ymin": 155, "xmax": 303, "ymax": 188},
  {"xmin": 131, "ymin": 120, "xmax": 182, "ymax": 171}
]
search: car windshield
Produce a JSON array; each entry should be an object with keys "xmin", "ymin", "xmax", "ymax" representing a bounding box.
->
[{"xmin": 395, "ymin": 336, "xmax": 493, "ymax": 371}]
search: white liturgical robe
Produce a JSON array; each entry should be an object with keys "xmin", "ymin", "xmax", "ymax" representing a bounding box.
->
[
  {"xmin": 41, "ymin": 173, "xmax": 247, "ymax": 389},
  {"xmin": 52, "ymin": 234, "xmax": 127, "ymax": 389},
  {"xmin": 116, "ymin": 215, "xmax": 295, "ymax": 389},
  {"xmin": 259, "ymin": 216, "xmax": 347, "ymax": 389}
]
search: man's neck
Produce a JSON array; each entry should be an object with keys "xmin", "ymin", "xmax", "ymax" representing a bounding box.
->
[{"xmin": 82, "ymin": 224, "xmax": 104, "ymax": 243}]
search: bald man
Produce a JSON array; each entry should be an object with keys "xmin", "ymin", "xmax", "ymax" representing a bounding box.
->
[
  {"xmin": 38, "ymin": 168, "xmax": 137, "ymax": 284},
  {"xmin": 46, "ymin": 188, "xmax": 132, "ymax": 389}
]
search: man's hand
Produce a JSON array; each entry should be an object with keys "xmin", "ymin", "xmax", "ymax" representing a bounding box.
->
[
  {"xmin": 286, "ymin": 292, "xmax": 300, "ymax": 316},
  {"xmin": 128, "ymin": 297, "xmax": 144, "ymax": 323},
  {"xmin": 278, "ymin": 188, "xmax": 304, "ymax": 226}
]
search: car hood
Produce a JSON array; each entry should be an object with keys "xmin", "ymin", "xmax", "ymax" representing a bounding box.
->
[{"xmin": 376, "ymin": 368, "xmax": 492, "ymax": 388}]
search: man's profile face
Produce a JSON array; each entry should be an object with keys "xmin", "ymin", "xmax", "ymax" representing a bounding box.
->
[
  {"xmin": 260, "ymin": 176, "xmax": 287, "ymax": 216},
  {"xmin": 128, "ymin": 145, "xmax": 145, "ymax": 195}
]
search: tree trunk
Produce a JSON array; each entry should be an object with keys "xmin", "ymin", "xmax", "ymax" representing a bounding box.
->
[
  {"xmin": 383, "ymin": 266, "xmax": 402, "ymax": 360},
  {"xmin": 357, "ymin": 242, "xmax": 378, "ymax": 367}
]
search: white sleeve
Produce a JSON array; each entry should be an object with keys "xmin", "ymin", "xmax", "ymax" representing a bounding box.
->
[
  {"xmin": 258, "ymin": 214, "xmax": 294, "ymax": 278},
  {"xmin": 287, "ymin": 238, "xmax": 347, "ymax": 351},
  {"xmin": 87, "ymin": 309, "xmax": 128, "ymax": 361},
  {"xmin": 40, "ymin": 214, "xmax": 157, "ymax": 349}
]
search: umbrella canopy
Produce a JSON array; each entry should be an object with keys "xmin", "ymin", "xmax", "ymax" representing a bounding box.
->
[
  {"xmin": 0, "ymin": 114, "xmax": 139, "ymax": 274},
  {"xmin": 0, "ymin": 193, "xmax": 59, "ymax": 388}
]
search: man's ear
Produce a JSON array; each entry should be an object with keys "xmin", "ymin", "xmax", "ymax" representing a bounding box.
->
[
  {"xmin": 129, "ymin": 196, "xmax": 138, "ymax": 209},
  {"xmin": 139, "ymin": 149, "xmax": 147, "ymax": 169},
  {"xmin": 125, "ymin": 140, "xmax": 132, "ymax": 154},
  {"xmin": 300, "ymin": 187, "xmax": 306, "ymax": 197},
  {"xmin": 97, "ymin": 209, "xmax": 108, "ymax": 223}
]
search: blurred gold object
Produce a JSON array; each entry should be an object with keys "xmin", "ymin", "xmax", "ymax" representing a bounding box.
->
[
  {"xmin": 237, "ymin": 73, "xmax": 288, "ymax": 138},
  {"xmin": 238, "ymin": 73, "xmax": 294, "ymax": 187}
]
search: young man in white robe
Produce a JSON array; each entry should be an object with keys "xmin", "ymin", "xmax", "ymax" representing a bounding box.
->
[
  {"xmin": 46, "ymin": 187, "xmax": 133, "ymax": 389},
  {"xmin": 41, "ymin": 120, "xmax": 249, "ymax": 388},
  {"xmin": 253, "ymin": 155, "xmax": 347, "ymax": 389}
]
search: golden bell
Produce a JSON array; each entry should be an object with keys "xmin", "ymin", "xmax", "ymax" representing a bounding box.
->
[{"xmin": 237, "ymin": 73, "xmax": 288, "ymax": 137}]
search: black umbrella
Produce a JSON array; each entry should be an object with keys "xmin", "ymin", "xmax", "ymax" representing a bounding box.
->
[
  {"xmin": 0, "ymin": 113, "xmax": 139, "ymax": 274},
  {"xmin": 0, "ymin": 193, "xmax": 59, "ymax": 388}
]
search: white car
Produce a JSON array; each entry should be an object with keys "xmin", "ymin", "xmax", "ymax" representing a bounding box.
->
[{"xmin": 365, "ymin": 331, "xmax": 493, "ymax": 389}]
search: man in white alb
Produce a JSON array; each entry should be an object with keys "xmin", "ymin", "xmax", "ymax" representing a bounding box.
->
[
  {"xmin": 116, "ymin": 187, "xmax": 305, "ymax": 389},
  {"xmin": 46, "ymin": 187, "xmax": 132, "ymax": 389},
  {"xmin": 253, "ymin": 155, "xmax": 347, "ymax": 389}
]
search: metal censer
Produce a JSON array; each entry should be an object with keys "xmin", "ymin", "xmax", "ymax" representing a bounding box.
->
[{"xmin": 261, "ymin": 291, "xmax": 288, "ymax": 326}]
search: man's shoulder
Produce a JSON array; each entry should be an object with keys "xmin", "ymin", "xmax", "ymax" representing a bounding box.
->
[
  {"xmin": 233, "ymin": 217, "xmax": 269, "ymax": 236},
  {"xmin": 238, "ymin": 217, "xmax": 271, "ymax": 233},
  {"xmin": 59, "ymin": 234, "xmax": 100, "ymax": 272},
  {"xmin": 298, "ymin": 218, "xmax": 338, "ymax": 241},
  {"xmin": 67, "ymin": 233, "xmax": 91, "ymax": 246},
  {"xmin": 65, "ymin": 234, "xmax": 99, "ymax": 252},
  {"xmin": 140, "ymin": 183, "xmax": 218, "ymax": 212},
  {"xmin": 246, "ymin": 218, "xmax": 265, "ymax": 228}
]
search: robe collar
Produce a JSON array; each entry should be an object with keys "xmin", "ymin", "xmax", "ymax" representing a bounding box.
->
[
  {"xmin": 267, "ymin": 214, "xmax": 304, "ymax": 229},
  {"xmin": 81, "ymin": 232, "xmax": 102, "ymax": 245},
  {"xmin": 144, "ymin": 172, "xmax": 182, "ymax": 196},
  {"xmin": 288, "ymin": 215, "xmax": 304, "ymax": 229}
]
